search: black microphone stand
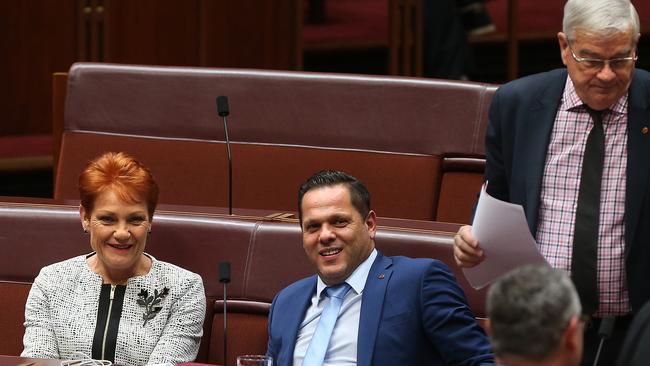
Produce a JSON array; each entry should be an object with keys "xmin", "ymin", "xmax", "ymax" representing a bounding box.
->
[
  {"xmin": 216, "ymin": 96, "xmax": 232, "ymax": 215},
  {"xmin": 219, "ymin": 261, "xmax": 231, "ymax": 366},
  {"xmin": 592, "ymin": 316, "xmax": 615, "ymax": 366}
]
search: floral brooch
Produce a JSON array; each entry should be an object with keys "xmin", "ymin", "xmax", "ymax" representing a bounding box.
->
[{"xmin": 137, "ymin": 287, "xmax": 170, "ymax": 326}]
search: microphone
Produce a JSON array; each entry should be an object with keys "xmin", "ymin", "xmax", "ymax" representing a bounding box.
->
[
  {"xmin": 217, "ymin": 96, "xmax": 230, "ymax": 117},
  {"xmin": 219, "ymin": 261, "xmax": 231, "ymax": 283},
  {"xmin": 216, "ymin": 96, "xmax": 233, "ymax": 215},
  {"xmin": 219, "ymin": 261, "xmax": 231, "ymax": 366},
  {"xmin": 592, "ymin": 316, "xmax": 615, "ymax": 366}
]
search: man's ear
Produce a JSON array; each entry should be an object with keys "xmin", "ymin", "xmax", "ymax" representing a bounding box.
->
[
  {"xmin": 484, "ymin": 318, "xmax": 493, "ymax": 336},
  {"xmin": 558, "ymin": 31, "xmax": 570, "ymax": 66},
  {"xmin": 366, "ymin": 210, "xmax": 377, "ymax": 239},
  {"xmin": 563, "ymin": 315, "xmax": 582, "ymax": 351}
]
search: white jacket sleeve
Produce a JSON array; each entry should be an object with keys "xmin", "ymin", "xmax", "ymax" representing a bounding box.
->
[
  {"xmin": 21, "ymin": 270, "xmax": 60, "ymax": 359},
  {"xmin": 146, "ymin": 272, "xmax": 206, "ymax": 365}
]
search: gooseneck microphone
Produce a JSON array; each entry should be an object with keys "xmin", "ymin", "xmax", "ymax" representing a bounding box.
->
[
  {"xmin": 219, "ymin": 261, "xmax": 232, "ymax": 366},
  {"xmin": 216, "ymin": 96, "xmax": 233, "ymax": 215},
  {"xmin": 592, "ymin": 316, "xmax": 615, "ymax": 366}
]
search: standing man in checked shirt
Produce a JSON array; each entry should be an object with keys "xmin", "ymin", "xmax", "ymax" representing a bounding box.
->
[{"xmin": 453, "ymin": 0, "xmax": 650, "ymax": 365}]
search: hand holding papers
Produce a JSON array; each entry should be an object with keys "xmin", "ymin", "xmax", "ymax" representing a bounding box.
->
[{"xmin": 463, "ymin": 185, "xmax": 549, "ymax": 289}]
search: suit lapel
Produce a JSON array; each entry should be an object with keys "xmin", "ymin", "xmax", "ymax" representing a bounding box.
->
[
  {"xmin": 624, "ymin": 72, "xmax": 650, "ymax": 253},
  {"xmin": 522, "ymin": 70, "xmax": 567, "ymax": 233},
  {"xmin": 357, "ymin": 253, "xmax": 392, "ymax": 366},
  {"xmin": 281, "ymin": 278, "xmax": 316, "ymax": 366}
]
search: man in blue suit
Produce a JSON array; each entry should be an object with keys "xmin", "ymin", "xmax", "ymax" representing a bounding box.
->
[
  {"xmin": 453, "ymin": 0, "xmax": 648, "ymax": 365},
  {"xmin": 266, "ymin": 170, "xmax": 494, "ymax": 366}
]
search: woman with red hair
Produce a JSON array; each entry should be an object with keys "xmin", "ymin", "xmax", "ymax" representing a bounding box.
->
[{"xmin": 22, "ymin": 152, "xmax": 205, "ymax": 366}]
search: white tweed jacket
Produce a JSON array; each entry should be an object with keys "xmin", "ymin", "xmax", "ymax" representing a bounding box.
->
[{"xmin": 22, "ymin": 253, "xmax": 206, "ymax": 366}]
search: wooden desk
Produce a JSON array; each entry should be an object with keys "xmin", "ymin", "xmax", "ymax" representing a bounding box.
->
[
  {"xmin": 0, "ymin": 355, "xmax": 62, "ymax": 366},
  {"xmin": 0, "ymin": 356, "xmax": 215, "ymax": 366}
]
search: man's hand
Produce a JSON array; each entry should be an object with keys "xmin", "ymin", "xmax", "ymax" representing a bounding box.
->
[{"xmin": 453, "ymin": 225, "xmax": 485, "ymax": 267}]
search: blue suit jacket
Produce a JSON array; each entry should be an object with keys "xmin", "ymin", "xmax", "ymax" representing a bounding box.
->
[
  {"xmin": 484, "ymin": 68, "xmax": 650, "ymax": 311},
  {"xmin": 266, "ymin": 252, "xmax": 494, "ymax": 366}
]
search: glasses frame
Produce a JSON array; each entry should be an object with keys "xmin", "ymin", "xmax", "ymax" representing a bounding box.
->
[{"xmin": 567, "ymin": 43, "xmax": 638, "ymax": 72}]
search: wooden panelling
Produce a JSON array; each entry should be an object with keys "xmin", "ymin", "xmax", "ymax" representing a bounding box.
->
[
  {"xmin": 200, "ymin": 0, "xmax": 302, "ymax": 70},
  {"xmin": 2, "ymin": 0, "xmax": 304, "ymax": 141},
  {"xmin": 0, "ymin": 0, "xmax": 78, "ymax": 136},
  {"xmin": 388, "ymin": 0, "xmax": 422, "ymax": 76},
  {"xmin": 102, "ymin": 0, "xmax": 202, "ymax": 66}
]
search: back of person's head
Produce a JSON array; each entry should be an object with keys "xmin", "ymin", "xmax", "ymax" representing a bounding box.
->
[
  {"xmin": 563, "ymin": 0, "xmax": 639, "ymax": 42},
  {"xmin": 615, "ymin": 301, "xmax": 650, "ymax": 366},
  {"xmin": 487, "ymin": 265, "xmax": 581, "ymax": 362},
  {"xmin": 297, "ymin": 170, "xmax": 371, "ymax": 223},
  {"xmin": 79, "ymin": 151, "xmax": 159, "ymax": 219}
]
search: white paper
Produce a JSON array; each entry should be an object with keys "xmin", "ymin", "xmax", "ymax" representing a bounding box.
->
[{"xmin": 462, "ymin": 185, "xmax": 549, "ymax": 289}]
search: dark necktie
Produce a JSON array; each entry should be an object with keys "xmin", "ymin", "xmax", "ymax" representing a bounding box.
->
[{"xmin": 571, "ymin": 107, "xmax": 604, "ymax": 315}]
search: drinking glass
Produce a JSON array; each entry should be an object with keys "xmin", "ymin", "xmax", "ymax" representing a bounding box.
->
[{"xmin": 236, "ymin": 355, "xmax": 272, "ymax": 366}]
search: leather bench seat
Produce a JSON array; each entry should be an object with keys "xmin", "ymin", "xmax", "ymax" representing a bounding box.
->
[
  {"xmin": 0, "ymin": 201, "xmax": 483, "ymax": 365},
  {"xmin": 54, "ymin": 63, "xmax": 496, "ymax": 223}
]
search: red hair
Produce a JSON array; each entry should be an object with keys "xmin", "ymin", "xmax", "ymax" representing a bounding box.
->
[{"xmin": 79, "ymin": 152, "xmax": 159, "ymax": 219}]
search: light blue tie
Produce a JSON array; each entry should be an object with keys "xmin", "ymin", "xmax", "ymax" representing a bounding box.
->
[{"xmin": 301, "ymin": 283, "xmax": 351, "ymax": 366}]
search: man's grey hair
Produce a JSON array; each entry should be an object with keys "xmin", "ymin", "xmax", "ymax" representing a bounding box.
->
[
  {"xmin": 487, "ymin": 265, "xmax": 581, "ymax": 360},
  {"xmin": 563, "ymin": 0, "xmax": 639, "ymax": 42}
]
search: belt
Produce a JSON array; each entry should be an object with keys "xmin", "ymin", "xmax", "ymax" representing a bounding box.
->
[{"xmin": 585, "ymin": 314, "xmax": 633, "ymax": 332}]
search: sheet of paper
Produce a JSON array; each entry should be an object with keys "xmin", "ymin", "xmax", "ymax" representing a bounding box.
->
[{"xmin": 462, "ymin": 185, "xmax": 549, "ymax": 289}]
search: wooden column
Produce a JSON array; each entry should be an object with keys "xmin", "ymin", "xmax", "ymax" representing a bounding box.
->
[
  {"xmin": 507, "ymin": 0, "xmax": 519, "ymax": 80},
  {"xmin": 389, "ymin": 0, "xmax": 423, "ymax": 76}
]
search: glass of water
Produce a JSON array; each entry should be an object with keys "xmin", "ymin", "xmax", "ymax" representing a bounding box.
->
[{"xmin": 236, "ymin": 355, "xmax": 272, "ymax": 366}]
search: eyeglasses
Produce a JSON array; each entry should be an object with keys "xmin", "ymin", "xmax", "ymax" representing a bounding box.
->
[{"xmin": 568, "ymin": 45, "xmax": 638, "ymax": 72}]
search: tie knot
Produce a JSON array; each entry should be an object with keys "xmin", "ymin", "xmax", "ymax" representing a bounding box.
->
[
  {"xmin": 584, "ymin": 106, "xmax": 605, "ymax": 126},
  {"xmin": 325, "ymin": 283, "xmax": 350, "ymax": 299}
]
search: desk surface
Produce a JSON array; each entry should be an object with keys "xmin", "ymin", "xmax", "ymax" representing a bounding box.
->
[
  {"xmin": 0, "ymin": 355, "xmax": 62, "ymax": 366},
  {"xmin": 0, "ymin": 356, "xmax": 218, "ymax": 366}
]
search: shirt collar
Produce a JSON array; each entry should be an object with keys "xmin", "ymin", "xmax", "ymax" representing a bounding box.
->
[
  {"xmin": 561, "ymin": 75, "xmax": 629, "ymax": 115},
  {"xmin": 316, "ymin": 248, "xmax": 378, "ymax": 299}
]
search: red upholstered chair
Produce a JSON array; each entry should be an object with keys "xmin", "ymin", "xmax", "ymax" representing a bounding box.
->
[
  {"xmin": 0, "ymin": 281, "xmax": 32, "ymax": 355},
  {"xmin": 209, "ymin": 300, "xmax": 271, "ymax": 366},
  {"xmin": 55, "ymin": 63, "xmax": 495, "ymax": 222},
  {"xmin": 0, "ymin": 200, "xmax": 487, "ymax": 363}
]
